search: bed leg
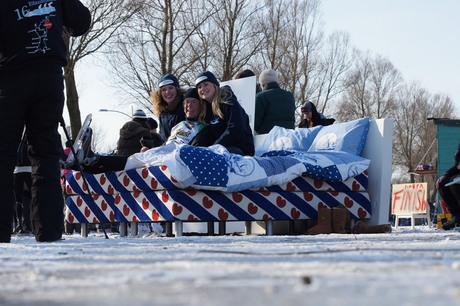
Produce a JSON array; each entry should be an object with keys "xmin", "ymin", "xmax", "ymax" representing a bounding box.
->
[
  {"xmin": 175, "ymin": 221, "xmax": 183, "ymax": 237},
  {"xmin": 207, "ymin": 222, "xmax": 214, "ymax": 235},
  {"xmin": 218, "ymin": 221, "xmax": 226, "ymax": 235},
  {"xmin": 165, "ymin": 222, "xmax": 173, "ymax": 237},
  {"xmin": 130, "ymin": 222, "xmax": 138, "ymax": 236},
  {"xmin": 119, "ymin": 222, "xmax": 127, "ymax": 237},
  {"xmin": 265, "ymin": 220, "xmax": 273, "ymax": 236},
  {"xmin": 81, "ymin": 223, "xmax": 88, "ymax": 237},
  {"xmin": 245, "ymin": 221, "xmax": 252, "ymax": 235}
]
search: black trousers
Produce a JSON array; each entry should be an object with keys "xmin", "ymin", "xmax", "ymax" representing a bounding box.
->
[
  {"xmin": 438, "ymin": 175, "xmax": 460, "ymax": 217},
  {"xmin": 14, "ymin": 171, "xmax": 32, "ymax": 230},
  {"xmin": 79, "ymin": 155, "xmax": 128, "ymax": 174},
  {"xmin": 0, "ymin": 71, "xmax": 65, "ymax": 241}
]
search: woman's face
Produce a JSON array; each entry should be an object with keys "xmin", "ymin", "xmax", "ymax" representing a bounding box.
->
[
  {"xmin": 184, "ymin": 98, "xmax": 201, "ymax": 119},
  {"xmin": 196, "ymin": 81, "xmax": 216, "ymax": 102},
  {"xmin": 161, "ymin": 85, "xmax": 178, "ymax": 104},
  {"xmin": 303, "ymin": 110, "xmax": 312, "ymax": 120}
]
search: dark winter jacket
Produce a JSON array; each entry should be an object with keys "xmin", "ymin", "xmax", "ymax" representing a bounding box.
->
[
  {"xmin": 298, "ymin": 102, "xmax": 336, "ymax": 128},
  {"xmin": 207, "ymin": 86, "xmax": 255, "ymax": 156},
  {"xmin": 159, "ymin": 99, "xmax": 186, "ymax": 142},
  {"xmin": 117, "ymin": 120, "xmax": 152, "ymax": 157},
  {"xmin": 0, "ymin": 0, "xmax": 91, "ymax": 75},
  {"xmin": 254, "ymin": 82, "xmax": 296, "ymax": 134}
]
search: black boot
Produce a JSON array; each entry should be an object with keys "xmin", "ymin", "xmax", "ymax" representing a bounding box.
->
[{"xmin": 442, "ymin": 216, "xmax": 460, "ymax": 230}]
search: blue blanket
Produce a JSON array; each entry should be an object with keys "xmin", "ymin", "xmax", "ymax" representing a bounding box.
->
[{"xmin": 125, "ymin": 143, "xmax": 370, "ymax": 193}]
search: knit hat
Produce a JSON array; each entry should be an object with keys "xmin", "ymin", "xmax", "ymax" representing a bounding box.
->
[
  {"xmin": 301, "ymin": 101, "xmax": 314, "ymax": 112},
  {"xmin": 158, "ymin": 73, "xmax": 180, "ymax": 88},
  {"xmin": 259, "ymin": 69, "xmax": 278, "ymax": 85},
  {"xmin": 132, "ymin": 109, "xmax": 147, "ymax": 119},
  {"xmin": 195, "ymin": 71, "xmax": 220, "ymax": 87},
  {"xmin": 184, "ymin": 88, "xmax": 200, "ymax": 102},
  {"xmin": 147, "ymin": 117, "xmax": 158, "ymax": 129}
]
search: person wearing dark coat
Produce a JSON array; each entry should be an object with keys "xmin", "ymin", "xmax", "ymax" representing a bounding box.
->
[
  {"xmin": 298, "ymin": 101, "xmax": 335, "ymax": 128},
  {"xmin": 195, "ymin": 71, "xmax": 255, "ymax": 156},
  {"xmin": 436, "ymin": 142, "xmax": 460, "ymax": 230},
  {"xmin": 255, "ymin": 69, "xmax": 296, "ymax": 134},
  {"xmin": 0, "ymin": 0, "xmax": 91, "ymax": 243},
  {"xmin": 117, "ymin": 109, "xmax": 154, "ymax": 157}
]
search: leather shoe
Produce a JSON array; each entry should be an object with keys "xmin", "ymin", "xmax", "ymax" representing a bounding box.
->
[{"xmin": 442, "ymin": 216, "xmax": 460, "ymax": 230}]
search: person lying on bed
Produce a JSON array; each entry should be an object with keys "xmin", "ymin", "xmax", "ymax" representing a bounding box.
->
[{"xmin": 67, "ymin": 88, "xmax": 216, "ymax": 174}]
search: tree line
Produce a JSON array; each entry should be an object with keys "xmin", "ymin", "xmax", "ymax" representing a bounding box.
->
[{"xmin": 65, "ymin": 0, "xmax": 455, "ymax": 188}]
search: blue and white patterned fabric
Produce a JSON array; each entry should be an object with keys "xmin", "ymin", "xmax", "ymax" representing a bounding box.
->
[{"xmin": 125, "ymin": 142, "xmax": 370, "ymax": 193}]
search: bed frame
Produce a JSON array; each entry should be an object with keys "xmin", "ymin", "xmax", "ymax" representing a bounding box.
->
[{"xmin": 64, "ymin": 117, "xmax": 393, "ymax": 237}]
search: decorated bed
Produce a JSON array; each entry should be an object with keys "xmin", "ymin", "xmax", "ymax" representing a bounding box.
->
[{"xmin": 64, "ymin": 116, "xmax": 394, "ymax": 237}]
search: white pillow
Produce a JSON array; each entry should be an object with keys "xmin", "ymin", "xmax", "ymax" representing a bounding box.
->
[
  {"xmin": 255, "ymin": 125, "xmax": 322, "ymax": 156},
  {"xmin": 308, "ymin": 117, "xmax": 370, "ymax": 155}
]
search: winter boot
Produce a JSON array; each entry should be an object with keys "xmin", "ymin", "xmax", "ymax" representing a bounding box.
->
[
  {"xmin": 307, "ymin": 206, "xmax": 332, "ymax": 235},
  {"xmin": 332, "ymin": 204, "xmax": 350, "ymax": 234},
  {"xmin": 352, "ymin": 221, "xmax": 392, "ymax": 234},
  {"xmin": 442, "ymin": 215, "xmax": 460, "ymax": 230}
]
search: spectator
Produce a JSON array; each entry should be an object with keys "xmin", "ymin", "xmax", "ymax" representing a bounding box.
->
[
  {"xmin": 151, "ymin": 74, "xmax": 186, "ymax": 142},
  {"xmin": 195, "ymin": 71, "xmax": 255, "ymax": 156},
  {"xmin": 117, "ymin": 109, "xmax": 159, "ymax": 157},
  {"xmin": 234, "ymin": 69, "xmax": 262, "ymax": 94},
  {"xmin": 0, "ymin": 0, "xmax": 91, "ymax": 243},
  {"xmin": 255, "ymin": 69, "xmax": 296, "ymax": 134},
  {"xmin": 436, "ymin": 142, "xmax": 460, "ymax": 230},
  {"xmin": 298, "ymin": 101, "xmax": 335, "ymax": 128}
]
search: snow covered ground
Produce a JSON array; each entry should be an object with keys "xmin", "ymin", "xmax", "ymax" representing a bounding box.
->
[{"xmin": 1, "ymin": 225, "xmax": 459, "ymax": 306}]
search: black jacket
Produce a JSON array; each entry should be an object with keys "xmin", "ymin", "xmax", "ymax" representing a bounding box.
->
[
  {"xmin": 207, "ymin": 86, "xmax": 255, "ymax": 156},
  {"xmin": 159, "ymin": 99, "xmax": 186, "ymax": 142},
  {"xmin": 117, "ymin": 120, "xmax": 152, "ymax": 157},
  {"xmin": 0, "ymin": 0, "xmax": 91, "ymax": 74}
]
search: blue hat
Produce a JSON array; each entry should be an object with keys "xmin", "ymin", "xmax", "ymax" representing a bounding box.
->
[
  {"xmin": 184, "ymin": 88, "xmax": 200, "ymax": 101},
  {"xmin": 132, "ymin": 109, "xmax": 147, "ymax": 119},
  {"xmin": 195, "ymin": 71, "xmax": 220, "ymax": 87},
  {"xmin": 158, "ymin": 73, "xmax": 180, "ymax": 88}
]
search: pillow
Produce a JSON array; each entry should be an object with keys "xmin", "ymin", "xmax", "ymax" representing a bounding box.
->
[
  {"xmin": 255, "ymin": 125, "xmax": 322, "ymax": 156},
  {"xmin": 308, "ymin": 117, "xmax": 370, "ymax": 155}
]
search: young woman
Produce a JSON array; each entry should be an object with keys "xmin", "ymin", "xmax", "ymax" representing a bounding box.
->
[
  {"xmin": 151, "ymin": 74, "xmax": 186, "ymax": 142},
  {"xmin": 298, "ymin": 101, "xmax": 335, "ymax": 128},
  {"xmin": 195, "ymin": 71, "xmax": 255, "ymax": 156}
]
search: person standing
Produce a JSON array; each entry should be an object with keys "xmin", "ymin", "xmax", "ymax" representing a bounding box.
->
[
  {"xmin": 254, "ymin": 69, "xmax": 296, "ymax": 134},
  {"xmin": 151, "ymin": 74, "xmax": 186, "ymax": 142},
  {"xmin": 0, "ymin": 0, "xmax": 91, "ymax": 243}
]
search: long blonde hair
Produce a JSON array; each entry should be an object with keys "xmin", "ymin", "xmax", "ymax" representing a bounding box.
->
[{"xmin": 210, "ymin": 85, "xmax": 234, "ymax": 119}]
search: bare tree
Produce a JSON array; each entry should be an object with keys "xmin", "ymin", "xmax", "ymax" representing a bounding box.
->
[
  {"xmin": 336, "ymin": 51, "xmax": 403, "ymax": 121},
  {"xmin": 64, "ymin": 0, "xmax": 142, "ymax": 138},
  {"xmin": 201, "ymin": 0, "xmax": 265, "ymax": 80},
  {"xmin": 313, "ymin": 31, "xmax": 352, "ymax": 114},
  {"xmin": 108, "ymin": 0, "xmax": 217, "ymax": 112}
]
